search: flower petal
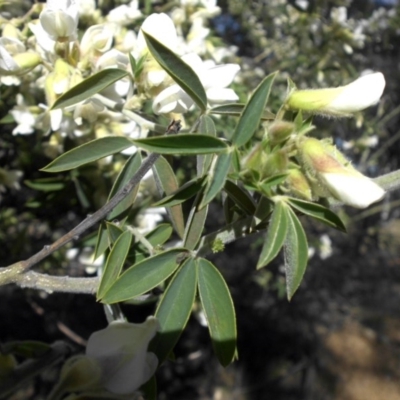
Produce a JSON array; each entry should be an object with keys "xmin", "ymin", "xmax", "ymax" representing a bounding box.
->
[
  {"xmin": 86, "ymin": 317, "xmax": 159, "ymax": 395},
  {"xmin": 153, "ymin": 85, "xmax": 194, "ymax": 114},
  {"xmin": 200, "ymin": 64, "xmax": 240, "ymax": 89},
  {"xmin": 321, "ymin": 172, "xmax": 385, "ymax": 208},
  {"xmin": 329, "ymin": 72, "xmax": 385, "ymax": 113},
  {"xmin": 207, "ymin": 87, "xmax": 239, "ymax": 104}
]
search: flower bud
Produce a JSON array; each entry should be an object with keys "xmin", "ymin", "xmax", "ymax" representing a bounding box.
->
[
  {"xmin": 287, "ymin": 72, "xmax": 385, "ymax": 117},
  {"xmin": 267, "ymin": 121, "xmax": 295, "ymax": 145},
  {"xmin": 299, "ymin": 138, "xmax": 385, "ymax": 208},
  {"xmin": 13, "ymin": 52, "xmax": 41, "ymax": 71},
  {"xmin": 58, "ymin": 355, "xmax": 102, "ymax": 392},
  {"xmin": 286, "ymin": 167, "xmax": 313, "ymax": 201}
]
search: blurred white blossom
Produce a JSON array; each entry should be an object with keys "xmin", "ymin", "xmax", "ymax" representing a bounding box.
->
[
  {"xmin": 39, "ymin": 0, "xmax": 79, "ymax": 42},
  {"xmin": 86, "ymin": 317, "xmax": 159, "ymax": 395}
]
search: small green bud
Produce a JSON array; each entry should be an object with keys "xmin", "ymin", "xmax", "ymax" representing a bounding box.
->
[
  {"xmin": 212, "ymin": 238, "xmax": 225, "ymax": 253},
  {"xmin": 286, "ymin": 167, "xmax": 313, "ymax": 201},
  {"xmin": 267, "ymin": 121, "xmax": 295, "ymax": 145}
]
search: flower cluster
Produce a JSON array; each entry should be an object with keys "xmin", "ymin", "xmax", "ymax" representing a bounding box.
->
[
  {"xmin": 243, "ymin": 72, "xmax": 386, "ymax": 209},
  {"xmin": 1, "ymin": 0, "xmax": 240, "ymax": 142}
]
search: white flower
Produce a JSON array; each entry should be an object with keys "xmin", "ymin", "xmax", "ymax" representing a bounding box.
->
[
  {"xmin": 95, "ymin": 49, "xmax": 131, "ymax": 99},
  {"xmin": 328, "ymin": 72, "xmax": 385, "ymax": 113},
  {"xmin": 287, "ymin": 72, "xmax": 386, "ymax": 117},
  {"xmin": 80, "ymin": 24, "xmax": 114, "ymax": 56},
  {"xmin": 319, "ymin": 171, "xmax": 385, "ymax": 208},
  {"xmin": 10, "ymin": 94, "xmax": 37, "ymax": 135},
  {"xmin": 74, "ymin": 98, "xmax": 105, "ymax": 125},
  {"xmin": 86, "ymin": 317, "xmax": 159, "ymax": 395},
  {"xmin": 136, "ymin": 207, "xmax": 166, "ymax": 234},
  {"xmin": 0, "ymin": 37, "xmax": 24, "ymax": 74},
  {"xmin": 153, "ymin": 53, "xmax": 240, "ymax": 114},
  {"xmin": 39, "ymin": 0, "xmax": 79, "ymax": 42},
  {"xmin": 136, "ymin": 13, "xmax": 180, "ymax": 58},
  {"xmin": 300, "ymin": 137, "xmax": 385, "ymax": 208},
  {"xmin": 107, "ymin": 0, "xmax": 142, "ymax": 26},
  {"xmin": 78, "ymin": 0, "xmax": 96, "ymax": 16}
]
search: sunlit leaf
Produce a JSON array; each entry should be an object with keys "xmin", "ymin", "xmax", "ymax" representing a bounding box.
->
[
  {"xmin": 153, "ymin": 156, "xmax": 185, "ymax": 238},
  {"xmin": 224, "ymin": 180, "xmax": 256, "ymax": 215},
  {"xmin": 196, "ymin": 114, "xmax": 217, "ymax": 176},
  {"xmin": 199, "ymin": 151, "xmax": 232, "ymax": 209},
  {"xmin": 143, "ymin": 32, "xmax": 207, "ymax": 111},
  {"xmin": 129, "ymin": 223, "xmax": 174, "ymax": 263},
  {"xmin": 107, "ymin": 152, "xmax": 142, "ymax": 220},
  {"xmin": 287, "ymin": 197, "xmax": 346, "ymax": 232},
  {"xmin": 284, "ymin": 206, "xmax": 308, "ymax": 301},
  {"xmin": 41, "ymin": 137, "xmax": 133, "ymax": 173},
  {"xmin": 197, "ymin": 258, "xmax": 237, "ymax": 366},
  {"xmin": 257, "ymin": 200, "xmax": 289, "ymax": 269},
  {"xmin": 231, "ymin": 72, "xmax": 278, "ymax": 147},
  {"xmin": 153, "ymin": 177, "xmax": 206, "ymax": 208},
  {"xmin": 150, "ymin": 258, "xmax": 197, "ymax": 364},
  {"xmin": 52, "ymin": 68, "xmax": 129, "ymax": 109},
  {"xmin": 183, "ymin": 201, "xmax": 208, "ymax": 251},
  {"xmin": 100, "ymin": 249, "xmax": 188, "ymax": 303},
  {"xmin": 97, "ymin": 230, "xmax": 132, "ymax": 299},
  {"xmin": 210, "ymin": 103, "xmax": 275, "ymax": 120},
  {"xmin": 131, "ymin": 134, "xmax": 228, "ymax": 155}
]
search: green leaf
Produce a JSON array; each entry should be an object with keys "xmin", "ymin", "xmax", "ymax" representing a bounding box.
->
[
  {"xmin": 107, "ymin": 152, "xmax": 142, "ymax": 220},
  {"xmin": 106, "ymin": 222, "xmax": 124, "ymax": 245},
  {"xmin": 197, "ymin": 114, "xmax": 216, "ymax": 135},
  {"xmin": 94, "ymin": 222, "xmax": 109, "ymax": 260},
  {"xmin": 150, "ymin": 257, "xmax": 197, "ymax": 364},
  {"xmin": 100, "ymin": 249, "xmax": 188, "ymax": 303},
  {"xmin": 143, "ymin": 31, "xmax": 207, "ymax": 111},
  {"xmin": 183, "ymin": 202, "xmax": 208, "ymax": 251},
  {"xmin": 200, "ymin": 151, "xmax": 232, "ymax": 209},
  {"xmin": 284, "ymin": 206, "xmax": 309, "ymax": 301},
  {"xmin": 2, "ymin": 341, "xmax": 51, "ymax": 358},
  {"xmin": 128, "ymin": 53, "xmax": 136, "ymax": 75},
  {"xmin": 153, "ymin": 177, "xmax": 206, "ymax": 208},
  {"xmin": 52, "ymin": 68, "xmax": 129, "ymax": 109},
  {"xmin": 97, "ymin": 230, "xmax": 132, "ymax": 299},
  {"xmin": 0, "ymin": 114, "xmax": 15, "ymax": 124},
  {"xmin": 257, "ymin": 200, "xmax": 289, "ymax": 269},
  {"xmin": 231, "ymin": 72, "xmax": 278, "ymax": 147},
  {"xmin": 41, "ymin": 137, "xmax": 134, "ymax": 173},
  {"xmin": 224, "ymin": 180, "xmax": 256, "ymax": 215},
  {"xmin": 196, "ymin": 115, "xmax": 216, "ymax": 176},
  {"xmin": 210, "ymin": 103, "xmax": 275, "ymax": 120},
  {"xmin": 145, "ymin": 223, "xmax": 173, "ymax": 248},
  {"xmin": 197, "ymin": 258, "xmax": 236, "ymax": 366},
  {"xmin": 24, "ymin": 178, "xmax": 66, "ymax": 191},
  {"xmin": 128, "ymin": 224, "xmax": 173, "ymax": 264},
  {"xmin": 153, "ymin": 156, "xmax": 185, "ymax": 238},
  {"xmin": 258, "ymin": 173, "xmax": 288, "ymax": 196},
  {"xmin": 286, "ymin": 197, "xmax": 346, "ymax": 232},
  {"xmin": 132, "ymin": 134, "xmax": 228, "ymax": 155}
]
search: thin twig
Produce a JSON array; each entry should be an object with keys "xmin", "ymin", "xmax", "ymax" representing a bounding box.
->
[
  {"xmin": 0, "ymin": 120, "xmax": 182, "ymax": 293},
  {"xmin": 0, "ymin": 270, "xmax": 99, "ymax": 294}
]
